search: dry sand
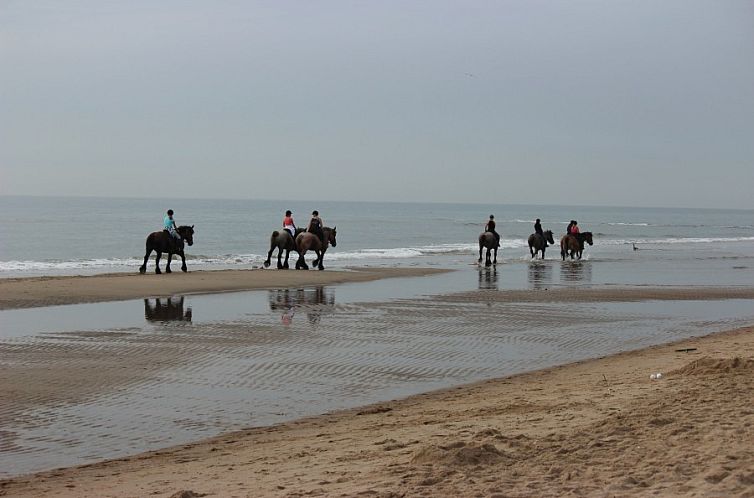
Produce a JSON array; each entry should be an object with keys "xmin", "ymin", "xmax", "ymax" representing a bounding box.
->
[
  {"xmin": 2, "ymin": 323, "xmax": 752, "ymax": 497},
  {"xmin": 0, "ymin": 267, "xmax": 449, "ymax": 310}
]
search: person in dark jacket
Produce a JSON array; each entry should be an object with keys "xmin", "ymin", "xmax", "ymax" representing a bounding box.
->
[{"xmin": 485, "ymin": 215, "xmax": 500, "ymax": 248}]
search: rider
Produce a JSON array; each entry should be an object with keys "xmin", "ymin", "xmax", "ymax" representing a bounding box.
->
[
  {"xmin": 163, "ymin": 209, "xmax": 181, "ymax": 249},
  {"xmin": 307, "ymin": 210, "xmax": 325, "ymax": 244},
  {"xmin": 534, "ymin": 218, "xmax": 546, "ymax": 247},
  {"xmin": 485, "ymin": 215, "xmax": 500, "ymax": 248},
  {"xmin": 566, "ymin": 220, "xmax": 575, "ymax": 235},
  {"xmin": 282, "ymin": 210, "xmax": 296, "ymax": 238},
  {"xmin": 570, "ymin": 221, "xmax": 584, "ymax": 251}
]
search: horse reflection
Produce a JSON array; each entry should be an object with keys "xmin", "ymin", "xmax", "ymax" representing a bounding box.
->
[
  {"xmin": 269, "ymin": 286, "xmax": 335, "ymax": 326},
  {"xmin": 527, "ymin": 262, "xmax": 552, "ymax": 289},
  {"xmin": 144, "ymin": 297, "xmax": 193, "ymax": 322},
  {"xmin": 478, "ymin": 267, "xmax": 498, "ymax": 290},
  {"xmin": 560, "ymin": 261, "xmax": 593, "ymax": 284}
]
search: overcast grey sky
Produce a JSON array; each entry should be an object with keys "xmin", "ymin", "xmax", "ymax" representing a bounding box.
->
[{"xmin": 1, "ymin": 1, "xmax": 753, "ymax": 208}]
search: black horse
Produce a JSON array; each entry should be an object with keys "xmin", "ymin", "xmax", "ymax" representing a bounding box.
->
[
  {"xmin": 478, "ymin": 231, "xmax": 499, "ymax": 267},
  {"xmin": 139, "ymin": 225, "xmax": 195, "ymax": 274},
  {"xmin": 264, "ymin": 228, "xmax": 305, "ymax": 269},
  {"xmin": 527, "ymin": 230, "xmax": 556, "ymax": 259}
]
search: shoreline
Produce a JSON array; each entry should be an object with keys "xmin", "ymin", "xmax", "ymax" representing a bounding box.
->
[
  {"xmin": 1, "ymin": 324, "xmax": 752, "ymax": 496},
  {"xmin": 3, "ymin": 266, "xmax": 754, "ymax": 311},
  {"xmin": 0, "ymin": 267, "xmax": 450, "ymax": 310}
]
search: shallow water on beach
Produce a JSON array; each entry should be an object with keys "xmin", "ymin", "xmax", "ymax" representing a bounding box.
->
[{"xmin": 1, "ymin": 275, "xmax": 754, "ymax": 477}]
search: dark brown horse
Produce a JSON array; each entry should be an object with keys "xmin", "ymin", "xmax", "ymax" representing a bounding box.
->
[
  {"xmin": 264, "ymin": 228, "xmax": 305, "ymax": 269},
  {"xmin": 560, "ymin": 232, "xmax": 593, "ymax": 260},
  {"xmin": 139, "ymin": 225, "xmax": 195, "ymax": 274},
  {"xmin": 528, "ymin": 230, "xmax": 556, "ymax": 259},
  {"xmin": 295, "ymin": 227, "xmax": 337, "ymax": 270},
  {"xmin": 478, "ymin": 231, "xmax": 499, "ymax": 266}
]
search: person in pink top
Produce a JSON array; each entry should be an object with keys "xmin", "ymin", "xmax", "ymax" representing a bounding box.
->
[{"xmin": 282, "ymin": 210, "xmax": 296, "ymax": 237}]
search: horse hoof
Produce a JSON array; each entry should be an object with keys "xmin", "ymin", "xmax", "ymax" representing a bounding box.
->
[
  {"xmin": 139, "ymin": 267, "xmax": 146, "ymax": 274},
  {"xmin": 166, "ymin": 268, "xmax": 172, "ymax": 274},
  {"xmin": 181, "ymin": 267, "xmax": 187, "ymax": 272},
  {"xmin": 318, "ymin": 266, "xmax": 324, "ymax": 271},
  {"xmin": 264, "ymin": 261, "xmax": 271, "ymax": 268},
  {"xmin": 155, "ymin": 269, "xmax": 161, "ymax": 275},
  {"xmin": 283, "ymin": 263, "xmax": 289, "ymax": 269}
]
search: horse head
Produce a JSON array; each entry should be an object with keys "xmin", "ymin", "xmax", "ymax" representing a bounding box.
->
[
  {"xmin": 178, "ymin": 225, "xmax": 195, "ymax": 246},
  {"xmin": 544, "ymin": 230, "xmax": 555, "ymax": 245},
  {"xmin": 583, "ymin": 232, "xmax": 593, "ymax": 246},
  {"xmin": 326, "ymin": 226, "xmax": 337, "ymax": 247}
]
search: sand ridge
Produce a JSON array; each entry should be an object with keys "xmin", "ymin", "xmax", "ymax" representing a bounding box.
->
[{"xmin": 0, "ymin": 267, "xmax": 450, "ymax": 310}]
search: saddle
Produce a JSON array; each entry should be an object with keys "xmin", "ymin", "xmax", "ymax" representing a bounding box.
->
[
  {"xmin": 163, "ymin": 230, "xmax": 183, "ymax": 252},
  {"xmin": 534, "ymin": 232, "xmax": 548, "ymax": 247}
]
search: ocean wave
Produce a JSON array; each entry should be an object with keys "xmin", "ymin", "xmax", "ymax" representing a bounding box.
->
[
  {"xmin": 1, "ymin": 236, "xmax": 751, "ymax": 274},
  {"xmin": 325, "ymin": 241, "xmax": 527, "ymax": 261}
]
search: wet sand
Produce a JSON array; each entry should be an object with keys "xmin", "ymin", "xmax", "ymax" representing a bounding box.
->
[
  {"xmin": 0, "ymin": 267, "xmax": 449, "ymax": 310},
  {"xmin": 2, "ymin": 273, "xmax": 754, "ymax": 496},
  {"xmin": 1, "ymin": 323, "xmax": 752, "ymax": 497}
]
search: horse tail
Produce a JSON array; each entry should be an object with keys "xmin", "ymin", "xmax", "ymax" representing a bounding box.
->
[
  {"xmin": 145, "ymin": 232, "xmax": 156, "ymax": 251},
  {"xmin": 272, "ymin": 230, "xmax": 280, "ymax": 239}
]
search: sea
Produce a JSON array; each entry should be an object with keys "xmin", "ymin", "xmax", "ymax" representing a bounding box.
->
[{"xmin": 1, "ymin": 195, "xmax": 753, "ymax": 287}]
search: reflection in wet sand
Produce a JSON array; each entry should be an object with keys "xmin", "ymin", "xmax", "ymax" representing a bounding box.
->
[
  {"xmin": 478, "ymin": 267, "xmax": 498, "ymax": 290},
  {"xmin": 527, "ymin": 262, "xmax": 553, "ymax": 289},
  {"xmin": 269, "ymin": 287, "xmax": 335, "ymax": 326},
  {"xmin": 560, "ymin": 261, "xmax": 592, "ymax": 284},
  {"xmin": 144, "ymin": 297, "xmax": 192, "ymax": 322}
]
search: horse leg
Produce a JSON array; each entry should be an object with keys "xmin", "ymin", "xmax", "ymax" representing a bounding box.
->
[
  {"xmin": 264, "ymin": 246, "xmax": 274, "ymax": 268},
  {"xmin": 542, "ymin": 246, "xmax": 546, "ymax": 259},
  {"xmin": 529, "ymin": 244, "xmax": 534, "ymax": 258},
  {"xmin": 180, "ymin": 251, "xmax": 187, "ymax": 272},
  {"xmin": 165, "ymin": 252, "xmax": 173, "ymax": 273},
  {"xmin": 492, "ymin": 247, "xmax": 498, "ymax": 265},
  {"xmin": 485, "ymin": 248, "xmax": 491, "ymax": 267},
  {"xmin": 283, "ymin": 249, "xmax": 290, "ymax": 269},
  {"xmin": 277, "ymin": 247, "xmax": 284, "ymax": 269},
  {"xmin": 478, "ymin": 245, "xmax": 483, "ymax": 263},
  {"xmin": 155, "ymin": 252, "xmax": 162, "ymax": 274},
  {"xmin": 140, "ymin": 248, "xmax": 152, "ymax": 274},
  {"xmin": 297, "ymin": 251, "xmax": 308, "ymax": 270},
  {"xmin": 561, "ymin": 246, "xmax": 566, "ymax": 261},
  {"xmin": 316, "ymin": 250, "xmax": 324, "ymax": 270}
]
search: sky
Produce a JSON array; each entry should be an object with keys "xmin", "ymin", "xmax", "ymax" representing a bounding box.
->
[{"xmin": 1, "ymin": 0, "xmax": 753, "ymax": 209}]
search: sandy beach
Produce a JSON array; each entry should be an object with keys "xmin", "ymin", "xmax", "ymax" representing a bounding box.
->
[
  {"xmin": 0, "ymin": 324, "xmax": 751, "ymax": 497},
  {"xmin": 0, "ymin": 267, "xmax": 449, "ymax": 310},
  {"xmin": 1, "ymin": 271, "xmax": 753, "ymax": 496}
]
